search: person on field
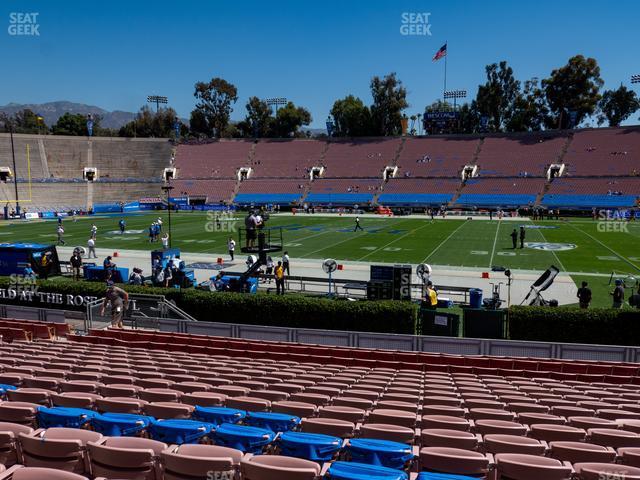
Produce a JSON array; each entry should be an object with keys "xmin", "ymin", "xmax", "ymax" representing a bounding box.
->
[
  {"xmin": 228, "ymin": 237, "xmax": 236, "ymax": 261},
  {"xmin": 70, "ymin": 250, "xmax": 82, "ymax": 281},
  {"xmin": 57, "ymin": 224, "xmax": 66, "ymax": 245},
  {"xmin": 354, "ymin": 216, "xmax": 364, "ymax": 231},
  {"xmin": 611, "ymin": 279, "xmax": 625, "ymax": 308},
  {"xmin": 519, "ymin": 226, "xmax": 526, "ymax": 249},
  {"xmin": 87, "ymin": 237, "xmax": 97, "ymax": 258},
  {"xmin": 510, "ymin": 228, "xmax": 518, "ymax": 249},
  {"xmin": 577, "ymin": 281, "xmax": 592, "ymax": 309},
  {"xmin": 282, "ymin": 251, "xmax": 290, "ymax": 276},
  {"xmin": 274, "ymin": 261, "xmax": 285, "ymax": 295},
  {"xmin": 119, "ymin": 218, "xmax": 126, "ymax": 234},
  {"xmin": 100, "ymin": 280, "xmax": 129, "ymax": 329}
]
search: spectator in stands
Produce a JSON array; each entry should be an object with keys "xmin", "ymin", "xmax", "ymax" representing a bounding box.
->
[
  {"xmin": 228, "ymin": 237, "xmax": 236, "ymax": 261},
  {"xmin": 611, "ymin": 279, "xmax": 625, "ymax": 309},
  {"xmin": 425, "ymin": 281, "xmax": 438, "ymax": 309},
  {"xmin": 87, "ymin": 237, "xmax": 97, "ymax": 259},
  {"xmin": 70, "ymin": 251, "xmax": 82, "ymax": 281},
  {"xmin": 577, "ymin": 281, "xmax": 592, "ymax": 308},
  {"xmin": 274, "ymin": 261, "xmax": 285, "ymax": 295},
  {"xmin": 100, "ymin": 280, "xmax": 129, "ymax": 329},
  {"xmin": 282, "ymin": 251, "xmax": 290, "ymax": 275}
]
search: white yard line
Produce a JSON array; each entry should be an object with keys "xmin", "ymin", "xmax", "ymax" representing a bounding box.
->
[
  {"xmin": 421, "ymin": 220, "xmax": 469, "ymax": 264},
  {"xmin": 488, "ymin": 220, "xmax": 502, "ymax": 268}
]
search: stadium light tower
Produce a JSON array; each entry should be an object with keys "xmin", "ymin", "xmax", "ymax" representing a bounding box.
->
[
  {"xmin": 147, "ymin": 95, "xmax": 168, "ymax": 113},
  {"xmin": 443, "ymin": 89, "xmax": 467, "ymax": 110},
  {"xmin": 161, "ymin": 184, "xmax": 174, "ymax": 248},
  {"xmin": 632, "ymin": 74, "xmax": 640, "ymax": 84},
  {"xmin": 0, "ymin": 117, "xmax": 20, "ymax": 216},
  {"xmin": 265, "ymin": 97, "xmax": 287, "ymax": 114}
]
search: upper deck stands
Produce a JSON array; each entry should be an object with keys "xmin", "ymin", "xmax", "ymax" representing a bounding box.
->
[
  {"xmin": 475, "ymin": 134, "xmax": 568, "ymax": 177},
  {"xmin": 396, "ymin": 137, "xmax": 479, "ymax": 177},
  {"xmin": 250, "ymin": 140, "xmax": 325, "ymax": 179},
  {"xmin": 563, "ymin": 128, "xmax": 640, "ymax": 177},
  {"xmin": 321, "ymin": 139, "xmax": 401, "ymax": 178},
  {"xmin": 174, "ymin": 141, "xmax": 253, "ymax": 179}
]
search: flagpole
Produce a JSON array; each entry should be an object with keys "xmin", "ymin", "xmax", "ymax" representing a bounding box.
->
[{"xmin": 443, "ymin": 41, "xmax": 448, "ymax": 102}]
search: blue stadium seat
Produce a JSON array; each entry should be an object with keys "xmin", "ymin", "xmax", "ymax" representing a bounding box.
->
[
  {"xmin": 192, "ymin": 406, "xmax": 246, "ymax": 426},
  {"xmin": 36, "ymin": 406, "xmax": 97, "ymax": 429},
  {"xmin": 542, "ymin": 194, "xmax": 637, "ymax": 208},
  {"xmin": 148, "ymin": 419, "xmax": 215, "ymax": 444},
  {"xmin": 91, "ymin": 412, "xmax": 154, "ymax": 437},
  {"xmin": 278, "ymin": 431, "xmax": 342, "ymax": 461},
  {"xmin": 213, "ymin": 423, "xmax": 276, "ymax": 454},
  {"xmin": 244, "ymin": 411, "xmax": 301, "ymax": 433},
  {"xmin": 326, "ymin": 461, "xmax": 409, "ymax": 479},
  {"xmin": 378, "ymin": 194, "xmax": 452, "ymax": 205},
  {"xmin": 234, "ymin": 193, "xmax": 302, "ymax": 204},
  {"xmin": 346, "ymin": 438, "xmax": 415, "ymax": 470},
  {"xmin": 456, "ymin": 194, "xmax": 536, "ymax": 206},
  {"xmin": 305, "ymin": 193, "xmax": 374, "ymax": 204}
]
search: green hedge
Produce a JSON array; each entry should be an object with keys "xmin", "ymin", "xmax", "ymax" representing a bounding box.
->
[
  {"xmin": 0, "ymin": 278, "xmax": 418, "ymax": 335},
  {"xmin": 509, "ymin": 305, "xmax": 640, "ymax": 345}
]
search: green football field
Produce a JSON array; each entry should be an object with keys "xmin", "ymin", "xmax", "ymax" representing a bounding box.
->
[{"xmin": 2, "ymin": 211, "xmax": 639, "ymax": 307}]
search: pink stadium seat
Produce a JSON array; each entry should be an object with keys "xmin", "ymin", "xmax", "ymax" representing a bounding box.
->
[
  {"xmin": 494, "ymin": 453, "xmax": 572, "ymax": 480},
  {"xmin": 241, "ymin": 455, "xmax": 321, "ymax": 480},
  {"xmin": 162, "ymin": 444, "xmax": 244, "ymax": 480}
]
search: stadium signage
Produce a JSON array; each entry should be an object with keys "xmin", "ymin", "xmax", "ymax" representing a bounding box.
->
[
  {"xmin": 0, "ymin": 287, "xmax": 98, "ymax": 306},
  {"xmin": 425, "ymin": 111, "xmax": 459, "ymax": 120},
  {"xmin": 8, "ymin": 12, "xmax": 39, "ymax": 36},
  {"xmin": 525, "ymin": 242, "xmax": 576, "ymax": 251}
]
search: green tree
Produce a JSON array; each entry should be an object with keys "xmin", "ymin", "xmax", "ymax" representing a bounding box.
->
[
  {"xmin": 370, "ymin": 73, "xmax": 409, "ymax": 136},
  {"xmin": 271, "ymin": 102, "xmax": 312, "ymax": 138},
  {"xmin": 330, "ymin": 95, "xmax": 373, "ymax": 137},
  {"xmin": 597, "ymin": 85, "xmax": 640, "ymax": 127},
  {"xmin": 542, "ymin": 55, "xmax": 603, "ymax": 129},
  {"xmin": 0, "ymin": 109, "xmax": 45, "ymax": 134},
  {"xmin": 474, "ymin": 61, "xmax": 520, "ymax": 132},
  {"xmin": 52, "ymin": 113, "xmax": 97, "ymax": 136},
  {"xmin": 507, "ymin": 78, "xmax": 548, "ymax": 132},
  {"xmin": 193, "ymin": 77, "xmax": 238, "ymax": 138},
  {"xmin": 119, "ymin": 106, "xmax": 180, "ymax": 138},
  {"xmin": 189, "ymin": 109, "xmax": 211, "ymax": 137},
  {"xmin": 243, "ymin": 96, "xmax": 273, "ymax": 137}
]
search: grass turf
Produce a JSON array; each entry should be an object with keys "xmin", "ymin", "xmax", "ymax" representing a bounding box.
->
[{"xmin": 2, "ymin": 212, "xmax": 638, "ymax": 308}]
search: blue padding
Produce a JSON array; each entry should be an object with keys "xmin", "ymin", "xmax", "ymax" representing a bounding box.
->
[
  {"xmin": 456, "ymin": 194, "xmax": 536, "ymax": 206},
  {"xmin": 0, "ymin": 384, "xmax": 18, "ymax": 394},
  {"xmin": 213, "ymin": 423, "xmax": 276, "ymax": 454},
  {"xmin": 347, "ymin": 438, "xmax": 414, "ymax": 470},
  {"xmin": 542, "ymin": 194, "xmax": 638, "ymax": 208},
  {"xmin": 91, "ymin": 413, "xmax": 154, "ymax": 437},
  {"xmin": 305, "ymin": 193, "xmax": 374, "ymax": 205},
  {"xmin": 36, "ymin": 407, "xmax": 97, "ymax": 429},
  {"xmin": 378, "ymin": 194, "xmax": 452, "ymax": 205},
  {"xmin": 244, "ymin": 411, "xmax": 300, "ymax": 433},
  {"xmin": 192, "ymin": 406, "xmax": 246, "ymax": 426},
  {"xmin": 234, "ymin": 193, "xmax": 302, "ymax": 205},
  {"xmin": 148, "ymin": 419, "xmax": 215, "ymax": 444},
  {"xmin": 417, "ymin": 473, "xmax": 480, "ymax": 480},
  {"xmin": 327, "ymin": 461, "xmax": 408, "ymax": 480},
  {"xmin": 278, "ymin": 431, "xmax": 342, "ymax": 461}
]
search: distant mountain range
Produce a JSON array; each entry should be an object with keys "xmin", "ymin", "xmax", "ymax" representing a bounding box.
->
[{"xmin": 0, "ymin": 101, "xmax": 137, "ymax": 129}]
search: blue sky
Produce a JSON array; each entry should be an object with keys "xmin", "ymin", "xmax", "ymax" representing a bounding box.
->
[{"xmin": 1, "ymin": 0, "xmax": 639, "ymax": 128}]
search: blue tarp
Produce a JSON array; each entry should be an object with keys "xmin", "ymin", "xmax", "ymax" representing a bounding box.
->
[
  {"xmin": 326, "ymin": 461, "xmax": 409, "ymax": 480},
  {"xmin": 278, "ymin": 431, "xmax": 342, "ymax": 461},
  {"xmin": 244, "ymin": 411, "xmax": 301, "ymax": 433},
  {"xmin": 347, "ymin": 438, "xmax": 414, "ymax": 470},
  {"xmin": 91, "ymin": 413, "xmax": 154, "ymax": 437},
  {"xmin": 36, "ymin": 407, "xmax": 97, "ymax": 429},
  {"xmin": 192, "ymin": 406, "xmax": 246, "ymax": 426},
  {"xmin": 213, "ymin": 423, "xmax": 275, "ymax": 454},
  {"xmin": 148, "ymin": 419, "xmax": 215, "ymax": 444}
]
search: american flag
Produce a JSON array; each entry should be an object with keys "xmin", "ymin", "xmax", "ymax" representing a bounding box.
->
[{"xmin": 432, "ymin": 43, "xmax": 447, "ymax": 61}]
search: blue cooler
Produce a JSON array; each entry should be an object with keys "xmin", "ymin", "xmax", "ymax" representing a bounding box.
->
[
  {"xmin": 213, "ymin": 423, "xmax": 275, "ymax": 454},
  {"xmin": 326, "ymin": 461, "xmax": 408, "ymax": 480},
  {"xmin": 36, "ymin": 407, "xmax": 97, "ymax": 429},
  {"xmin": 91, "ymin": 413, "xmax": 154, "ymax": 437},
  {"xmin": 278, "ymin": 431, "xmax": 342, "ymax": 461},
  {"xmin": 148, "ymin": 419, "xmax": 215, "ymax": 444},
  {"xmin": 244, "ymin": 411, "xmax": 300, "ymax": 433},
  {"xmin": 469, "ymin": 289, "xmax": 483, "ymax": 308},
  {"xmin": 192, "ymin": 406, "xmax": 246, "ymax": 426},
  {"xmin": 347, "ymin": 438, "xmax": 414, "ymax": 469}
]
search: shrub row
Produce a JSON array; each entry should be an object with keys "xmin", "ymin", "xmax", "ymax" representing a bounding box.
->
[
  {"xmin": 509, "ymin": 305, "xmax": 640, "ymax": 345},
  {"xmin": 0, "ymin": 278, "xmax": 418, "ymax": 335}
]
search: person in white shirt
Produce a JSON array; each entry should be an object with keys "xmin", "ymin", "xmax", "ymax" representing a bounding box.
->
[
  {"xmin": 228, "ymin": 237, "xmax": 236, "ymax": 261},
  {"xmin": 161, "ymin": 232, "xmax": 169, "ymax": 249},
  {"xmin": 282, "ymin": 251, "xmax": 290, "ymax": 276},
  {"xmin": 87, "ymin": 237, "xmax": 97, "ymax": 258},
  {"xmin": 90, "ymin": 224, "xmax": 97, "ymax": 240},
  {"xmin": 157, "ymin": 217, "xmax": 163, "ymax": 231},
  {"xmin": 57, "ymin": 225, "xmax": 66, "ymax": 245}
]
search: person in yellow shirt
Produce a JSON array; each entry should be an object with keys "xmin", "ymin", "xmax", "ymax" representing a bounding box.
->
[
  {"xmin": 425, "ymin": 281, "xmax": 438, "ymax": 309},
  {"xmin": 274, "ymin": 261, "xmax": 285, "ymax": 295}
]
